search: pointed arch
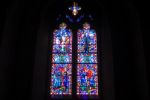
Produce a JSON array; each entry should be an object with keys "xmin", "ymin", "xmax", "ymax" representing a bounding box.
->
[
  {"xmin": 77, "ymin": 23, "xmax": 98, "ymax": 95},
  {"xmin": 50, "ymin": 23, "xmax": 72, "ymax": 95}
]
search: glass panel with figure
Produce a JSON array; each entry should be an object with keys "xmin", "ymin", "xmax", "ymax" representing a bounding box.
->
[
  {"xmin": 50, "ymin": 23, "xmax": 72, "ymax": 95},
  {"xmin": 77, "ymin": 23, "xmax": 98, "ymax": 95}
]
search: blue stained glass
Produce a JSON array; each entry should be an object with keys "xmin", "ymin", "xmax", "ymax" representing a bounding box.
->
[
  {"xmin": 52, "ymin": 64, "xmax": 72, "ymax": 75},
  {"xmin": 51, "ymin": 23, "xmax": 72, "ymax": 95},
  {"xmin": 53, "ymin": 36, "xmax": 71, "ymax": 45},
  {"xmin": 78, "ymin": 44, "xmax": 97, "ymax": 53},
  {"xmin": 53, "ymin": 28, "xmax": 72, "ymax": 45},
  {"xmin": 52, "ymin": 54, "xmax": 72, "ymax": 63},
  {"xmin": 78, "ymin": 86, "xmax": 98, "ymax": 94},
  {"xmin": 54, "ymin": 29, "xmax": 72, "ymax": 37},
  {"xmin": 77, "ymin": 54, "xmax": 97, "ymax": 63},
  {"xmin": 77, "ymin": 64, "xmax": 98, "ymax": 95},
  {"xmin": 77, "ymin": 64, "xmax": 97, "ymax": 76},
  {"xmin": 77, "ymin": 23, "xmax": 98, "ymax": 95},
  {"xmin": 53, "ymin": 45, "xmax": 72, "ymax": 53},
  {"xmin": 51, "ymin": 64, "xmax": 72, "ymax": 95},
  {"xmin": 51, "ymin": 75, "xmax": 71, "ymax": 94},
  {"xmin": 78, "ymin": 29, "xmax": 96, "ymax": 44}
]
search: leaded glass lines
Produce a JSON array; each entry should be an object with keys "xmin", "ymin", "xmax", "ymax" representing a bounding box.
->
[
  {"xmin": 77, "ymin": 23, "xmax": 98, "ymax": 95},
  {"xmin": 50, "ymin": 23, "xmax": 72, "ymax": 95}
]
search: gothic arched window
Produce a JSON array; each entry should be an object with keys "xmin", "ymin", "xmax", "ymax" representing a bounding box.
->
[
  {"xmin": 50, "ymin": 2, "xmax": 99, "ymax": 97},
  {"xmin": 50, "ymin": 23, "xmax": 72, "ymax": 95},
  {"xmin": 77, "ymin": 23, "xmax": 98, "ymax": 95}
]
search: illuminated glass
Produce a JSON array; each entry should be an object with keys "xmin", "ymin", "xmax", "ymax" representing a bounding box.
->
[
  {"xmin": 77, "ymin": 64, "xmax": 98, "ymax": 94},
  {"xmin": 53, "ymin": 45, "xmax": 72, "ymax": 53},
  {"xmin": 77, "ymin": 23, "xmax": 98, "ymax": 95},
  {"xmin": 50, "ymin": 23, "xmax": 72, "ymax": 95},
  {"xmin": 78, "ymin": 44, "xmax": 97, "ymax": 53},
  {"xmin": 77, "ymin": 54, "xmax": 97, "ymax": 63},
  {"xmin": 77, "ymin": 29, "xmax": 96, "ymax": 44},
  {"xmin": 52, "ymin": 54, "xmax": 72, "ymax": 63},
  {"xmin": 51, "ymin": 64, "xmax": 72, "ymax": 95}
]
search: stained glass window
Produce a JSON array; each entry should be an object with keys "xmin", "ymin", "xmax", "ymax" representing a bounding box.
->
[
  {"xmin": 50, "ymin": 23, "xmax": 72, "ymax": 95},
  {"xmin": 77, "ymin": 23, "xmax": 98, "ymax": 95}
]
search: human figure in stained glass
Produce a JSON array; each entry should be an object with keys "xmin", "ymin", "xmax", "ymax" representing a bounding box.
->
[
  {"xmin": 63, "ymin": 72, "xmax": 68, "ymax": 90},
  {"xmin": 77, "ymin": 23, "xmax": 98, "ymax": 95},
  {"xmin": 51, "ymin": 23, "xmax": 72, "ymax": 95}
]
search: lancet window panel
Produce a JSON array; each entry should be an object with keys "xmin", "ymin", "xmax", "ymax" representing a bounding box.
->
[
  {"xmin": 50, "ymin": 23, "xmax": 72, "ymax": 95},
  {"xmin": 77, "ymin": 23, "xmax": 98, "ymax": 95}
]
